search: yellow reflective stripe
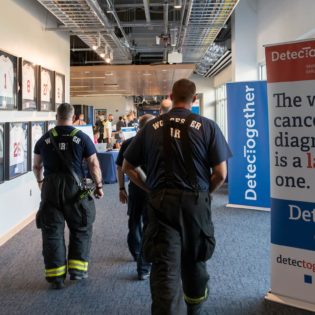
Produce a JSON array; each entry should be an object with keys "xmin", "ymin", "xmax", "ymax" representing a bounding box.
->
[
  {"xmin": 184, "ymin": 288, "xmax": 208, "ymax": 304},
  {"xmin": 45, "ymin": 265, "xmax": 66, "ymax": 277},
  {"xmin": 70, "ymin": 128, "xmax": 79, "ymax": 137},
  {"xmin": 68, "ymin": 260, "xmax": 88, "ymax": 271},
  {"xmin": 68, "ymin": 260, "xmax": 88, "ymax": 267},
  {"xmin": 68, "ymin": 265, "xmax": 88, "ymax": 271},
  {"xmin": 51, "ymin": 128, "xmax": 58, "ymax": 137}
]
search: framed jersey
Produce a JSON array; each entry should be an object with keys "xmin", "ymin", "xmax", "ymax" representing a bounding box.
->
[
  {"xmin": 0, "ymin": 50, "xmax": 18, "ymax": 110},
  {"xmin": 4, "ymin": 122, "xmax": 29, "ymax": 180},
  {"xmin": 39, "ymin": 66, "xmax": 54, "ymax": 111},
  {"xmin": 46, "ymin": 120, "xmax": 56, "ymax": 131},
  {"xmin": 0, "ymin": 123, "xmax": 5, "ymax": 183},
  {"xmin": 19, "ymin": 59, "xmax": 38, "ymax": 111},
  {"xmin": 29, "ymin": 121, "xmax": 46, "ymax": 170},
  {"xmin": 54, "ymin": 72, "xmax": 65, "ymax": 108}
]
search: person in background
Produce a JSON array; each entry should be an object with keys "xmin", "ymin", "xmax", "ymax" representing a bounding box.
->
[
  {"xmin": 160, "ymin": 98, "xmax": 172, "ymax": 114},
  {"xmin": 116, "ymin": 114, "xmax": 154, "ymax": 280},
  {"xmin": 126, "ymin": 113, "xmax": 132, "ymax": 127},
  {"xmin": 33, "ymin": 103, "xmax": 104, "ymax": 290},
  {"xmin": 93, "ymin": 127, "xmax": 100, "ymax": 144},
  {"xmin": 96, "ymin": 115, "xmax": 105, "ymax": 143},
  {"xmin": 123, "ymin": 79, "xmax": 232, "ymax": 315},
  {"xmin": 103, "ymin": 114, "xmax": 113, "ymax": 144},
  {"xmin": 116, "ymin": 116, "xmax": 126, "ymax": 132},
  {"xmin": 73, "ymin": 113, "xmax": 87, "ymax": 126}
]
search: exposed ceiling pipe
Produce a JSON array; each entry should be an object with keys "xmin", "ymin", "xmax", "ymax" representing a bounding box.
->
[
  {"xmin": 163, "ymin": 1, "xmax": 169, "ymax": 62},
  {"xmin": 143, "ymin": 0, "xmax": 151, "ymax": 24},
  {"xmin": 177, "ymin": 0, "xmax": 193, "ymax": 51},
  {"xmin": 105, "ymin": 0, "xmax": 132, "ymax": 48},
  {"xmin": 85, "ymin": 0, "xmax": 131, "ymax": 58}
]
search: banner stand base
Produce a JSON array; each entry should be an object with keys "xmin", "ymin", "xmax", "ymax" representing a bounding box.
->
[
  {"xmin": 265, "ymin": 292, "xmax": 315, "ymax": 312},
  {"xmin": 226, "ymin": 204, "xmax": 270, "ymax": 212}
]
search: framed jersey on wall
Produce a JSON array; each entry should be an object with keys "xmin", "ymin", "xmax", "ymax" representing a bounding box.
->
[
  {"xmin": 0, "ymin": 50, "xmax": 18, "ymax": 110},
  {"xmin": 46, "ymin": 120, "xmax": 56, "ymax": 131},
  {"xmin": 0, "ymin": 123, "xmax": 5, "ymax": 183},
  {"xmin": 19, "ymin": 59, "xmax": 38, "ymax": 111},
  {"xmin": 29, "ymin": 121, "xmax": 46, "ymax": 170},
  {"xmin": 54, "ymin": 72, "xmax": 65, "ymax": 108},
  {"xmin": 4, "ymin": 122, "xmax": 29, "ymax": 180},
  {"xmin": 39, "ymin": 66, "xmax": 54, "ymax": 112}
]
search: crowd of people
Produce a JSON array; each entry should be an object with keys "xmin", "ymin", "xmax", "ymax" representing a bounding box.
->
[
  {"xmin": 33, "ymin": 79, "xmax": 231, "ymax": 315},
  {"xmin": 92, "ymin": 111, "xmax": 139, "ymax": 147}
]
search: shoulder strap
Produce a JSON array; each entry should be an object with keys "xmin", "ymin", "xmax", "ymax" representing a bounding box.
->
[
  {"xmin": 180, "ymin": 114, "xmax": 198, "ymax": 191},
  {"xmin": 49, "ymin": 129, "xmax": 82, "ymax": 188}
]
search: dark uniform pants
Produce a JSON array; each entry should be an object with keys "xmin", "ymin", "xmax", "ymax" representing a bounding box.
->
[
  {"xmin": 127, "ymin": 184, "xmax": 151, "ymax": 275},
  {"xmin": 36, "ymin": 174, "xmax": 96, "ymax": 282},
  {"xmin": 143, "ymin": 189, "xmax": 216, "ymax": 315}
]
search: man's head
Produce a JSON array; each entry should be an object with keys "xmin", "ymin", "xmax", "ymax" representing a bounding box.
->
[
  {"xmin": 138, "ymin": 114, "xmax": 154, "ymax": 130},
  {"xmin": 160, "ymin": 98, "xmax": 172, "ymax": 114},
  {"xmin": 79, "ymin": 114, "xmax": 85, "ymax": 121},
  {"xmin": 171, "ymin": 79, "xmax": 196, "ymax": 108},
  {"xmin": 56, "ymin": 103, "xmax": 75, "ymax": 125},
  {"xmin": 108, "ymin": 114, "xmax": 113, "ymax": 122}
]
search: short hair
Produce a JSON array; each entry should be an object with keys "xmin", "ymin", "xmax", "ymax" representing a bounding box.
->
[
  {"xmin": 57, "ymin": 103, "xmax": 74, "ymax": 121},
  {"xmin": 119, "ymin": 116, "xmax": 123, "ymax": 120},
  {"xmin": 139, "ymin": 114, "xmax": 154, "ymax": 129},
  {"xmin": 172, "ymin": 79, "xmax": 196, "ymax": 104}
]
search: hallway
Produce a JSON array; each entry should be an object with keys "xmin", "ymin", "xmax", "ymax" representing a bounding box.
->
[{"xmin": 0, "ymin": 184, "xmax": 311, "ymax": 315}]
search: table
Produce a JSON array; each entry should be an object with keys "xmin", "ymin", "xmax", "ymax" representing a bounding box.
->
[{"xmin": 97, "ymin": 151, "xmax": 119, "ymax": 184}]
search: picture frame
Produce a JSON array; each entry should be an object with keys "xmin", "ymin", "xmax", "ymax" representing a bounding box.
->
[
  {"xmin": 4, "ymin": 122, "xmax": 29, "ymax": 180},
  {"xmin": 0, "ymin": 123, "xmax": 5, "ymax": 184},
  {"xmin": 0, "ymin": 49, "xmax": 18, "ymax": 110},
  {"xmin": 46, "ymin": 120, "xmax": 56, "ymax": 131},
  {"xmin": 54, "ymin": 72, "xmax": 65, "ymax": 109},
  {"xmin": 39, "ymin": 66, "xmax": 55, "ymax": 111},
  {"xmin": 18, "ymin": 59, "xmax": 38, "ymax": 111},
  {"xmin": 28, "ymin": 121, "xmax": 46, "ymax": 170}
]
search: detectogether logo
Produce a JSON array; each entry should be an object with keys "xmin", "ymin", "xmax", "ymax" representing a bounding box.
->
[
  {"xmin": 277, "ymin": 254, "xmax": 315, "ymax": 273},
  {"xmin": 271, "ymin": 46, "xmax": 315, "ymax": 62}
]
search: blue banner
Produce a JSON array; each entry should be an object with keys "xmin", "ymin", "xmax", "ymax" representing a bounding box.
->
[{"xmin": 227, "ymin": 81, "xmax": 270, "ymax": 208}]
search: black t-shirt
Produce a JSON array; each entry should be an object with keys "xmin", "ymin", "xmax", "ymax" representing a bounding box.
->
[
  {"xmin": 34, "ymin": 126, "xmax": 96, "ymax": 177},
  {"xmin": 116, "ymin": 137, "xmax": 145, "ymax": 194},
  {"xmin": 124, "ymin": 108, "xmax": 232, "ymax": 191}
]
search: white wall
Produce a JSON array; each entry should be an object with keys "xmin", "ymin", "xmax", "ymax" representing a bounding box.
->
[
  {"xmin": 231, "ymin": 0, "xmax": 258, "ymax": 81},
  {"xmin": 70, "ymin": 95, "xmax": 135, "ymax": 121},
  {"xmin": 0, "ymin": 0, "xmax": 70, "ymax": 241},
  {"xmin": 189, "ymin": 74, "xmax": 216, "ymax": 120},
  {"xmin": 257, "ymin": 0, "xmax": 315, "ymax": 62}
]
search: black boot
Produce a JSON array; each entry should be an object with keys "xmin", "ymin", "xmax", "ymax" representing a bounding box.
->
[{"xmin": 187, "ymin": 303, "xmax": 203, "ymax": 315}]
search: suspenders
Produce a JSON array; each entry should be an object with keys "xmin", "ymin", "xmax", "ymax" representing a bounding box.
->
[{"xmin": 161, "ymin": 113, "xmax": 199, "ymax": 192}]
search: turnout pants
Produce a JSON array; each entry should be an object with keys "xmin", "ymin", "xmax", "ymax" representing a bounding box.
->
[
  {"xmin": 143, "ymin": 189, "xmax": 216, "ymax": 315},
  {"xmin": 36, "ymin": 174, "xmax": 96, "ymax": 282},
  {"xmin": 127, "ymin": 184, "xmax": 151, "ymax": 275}
]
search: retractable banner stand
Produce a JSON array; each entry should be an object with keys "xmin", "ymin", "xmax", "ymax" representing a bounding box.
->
[
  {"xmin": 226, "ymin": 81, "xmax": 270, "ymax": 210},
  {"xmin": 265, "ymin": 39, "xmax": 315, "ymax": 311}
]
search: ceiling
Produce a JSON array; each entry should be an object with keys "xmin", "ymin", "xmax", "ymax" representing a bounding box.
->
[
  {"xmin": 37, "ymin": 0, "xmax": 238, "ymax": 75},
  {"xmin": 70, "ymin": 64, "xmax": 195, "ymax": 97}
]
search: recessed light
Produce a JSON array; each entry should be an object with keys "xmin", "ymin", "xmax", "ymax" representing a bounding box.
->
[
  {"xmin": 143, "ymin": 73, "xmax": 152, "ymax": 76},
  {"xmin": 105, "ymin": 72, "xmax": 113, "ymax": 76}
]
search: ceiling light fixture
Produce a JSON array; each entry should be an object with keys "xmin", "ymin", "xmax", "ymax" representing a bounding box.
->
[
  {"xmin": 174, "ymin": 0, "xmax": 182, "ymax": 9},
  {"xmin": 92, "ymin": 33, "xmax": 101, "ymax": 51}
]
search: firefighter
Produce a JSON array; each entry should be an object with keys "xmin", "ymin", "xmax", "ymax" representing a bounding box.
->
[
  {"xmin": 33, "ymin": 103, "xmax": 104, "ymax": 289},
  {"xmin": 123, "ymin": 79, "xmax": 232, "ymax": 315}
]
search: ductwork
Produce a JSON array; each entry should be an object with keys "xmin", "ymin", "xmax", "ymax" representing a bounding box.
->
[
  {"xmin": 179, "ymin": 0, "xmax": 238, "ymax": 75},
  {"xmin": 36, "ymin": 0, "xmax": 132, "ymax": 64}
]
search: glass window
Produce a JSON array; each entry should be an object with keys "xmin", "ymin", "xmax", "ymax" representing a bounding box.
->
[
  {"xmin": 215, "ymin": 84, "xmax": 228, "ymax": 139},
  {"xmin": 259, "ymin": 63, "xmax": 267, "ymax": 81}
]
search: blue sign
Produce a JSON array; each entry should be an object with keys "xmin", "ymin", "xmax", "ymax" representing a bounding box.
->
[{"xmin": 227, "ymin": 81, "xmax": 270, "ymax": 208}]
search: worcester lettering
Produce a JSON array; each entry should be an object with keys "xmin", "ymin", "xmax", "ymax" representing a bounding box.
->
[{"xmin": 152, "ymin": 117, "xmax": 202, "ymax": 139}]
